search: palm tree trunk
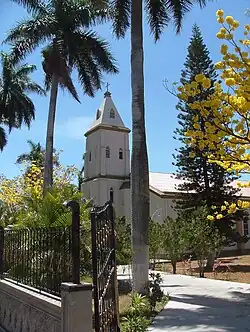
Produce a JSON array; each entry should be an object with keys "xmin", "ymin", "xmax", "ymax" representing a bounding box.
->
[
  {"xmin": 131, "ymin": 0, "xmax": 150, "ymax": 294},
  {"xmin": 43, "ymin": 73, "xmax": 59, "ymax": 195}
]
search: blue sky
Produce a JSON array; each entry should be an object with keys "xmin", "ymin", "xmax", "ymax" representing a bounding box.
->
[{"xmin": 0, "ymin": 0, "xmax": 249, "ymax": 178}]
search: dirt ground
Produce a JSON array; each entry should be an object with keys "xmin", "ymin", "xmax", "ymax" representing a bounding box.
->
[{"xmin": 156, "ymin": 255, "xmax": 250, "ymax": 283}]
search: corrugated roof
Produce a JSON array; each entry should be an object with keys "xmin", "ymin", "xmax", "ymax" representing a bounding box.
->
[
  {"xmin": 149, "ymin": 172, "xmax": 250, "ymax": 198},
  {"xmin": 149, "ymin": 173, "xmax": 183, "ymax": 194}
]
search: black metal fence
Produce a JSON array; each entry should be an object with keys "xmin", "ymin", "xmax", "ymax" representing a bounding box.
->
[{"xmin": 0, "ymin": 226, "xmax": 72, "ymax": 297}]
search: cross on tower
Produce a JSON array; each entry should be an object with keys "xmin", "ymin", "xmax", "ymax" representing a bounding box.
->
[
  {"xmin": 105, "ymin": 82, "xmax": 110, "ymax": 92},
  {"xmin": 104, "ymin": 82, "xmax": 111, "ymax": 97}
]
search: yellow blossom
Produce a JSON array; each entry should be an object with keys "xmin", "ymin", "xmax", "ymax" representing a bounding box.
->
[
  {"xmin": 220, "ymin": 44, "xmax": 228, "ymax": 55},
  {"xmin": 216, "ymin": 9, "xmax": 224, "ymax": 17},
  {"xmin": 193, "ymin": 123, "xmax": 200, "ymax": 130},
  {"xmin": 217, "ymin": 17, "xmax": 224, "ymax": 23},
  {"xmin": 207, "ymin": 215, "xmax": 215, "ymax": 221},
  {"xmin": 225, "ymin": 78, "xmax": 236, "ymax": 86},
  {"xmin": 195, "ymin": 74, "xmax": 205, "ymax": 82},
  {"xmin": 202, "ymin": 78, "xmax": 211, "ymax": 89},
  {"xmin": 225, "ymin": 16, "xmax": 234, "ymax": 25},
  {"xmin": 242, "ymin": 201, "xmax": 250, "ymax": 209},
  {"xmin": 216, "ymin": 32, "xmax": 225, "ymax": 39},
  {"xmin": 216, "ymin": 214, "xmax": 223, "ymax": 220},
  {"xmin": 232, "ymin": 20, "xmax": 240, "ymax": 28}
]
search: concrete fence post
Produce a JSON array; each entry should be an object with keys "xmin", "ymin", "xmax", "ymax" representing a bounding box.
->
[{"xmin": 61, "ymin": 282, "xmax": 93, "ymax": 332}]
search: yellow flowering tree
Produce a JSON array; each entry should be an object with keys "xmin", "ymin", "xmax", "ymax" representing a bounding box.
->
[
  {"xmin": 0, "ymin": 161, "xmax": 90, "ymax": 227},
  {"xmin": 177, "ymin": 9, "xmax": 250, "ymax": 219}
]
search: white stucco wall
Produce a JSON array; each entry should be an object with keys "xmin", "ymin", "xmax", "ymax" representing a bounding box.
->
[
  {"xmin": 84, "ymin": 129, "xmax": 130, "ymax": 179},
  {"xmin": 119, "ymin": 190, "xmax": 177, "ymax": 222}
]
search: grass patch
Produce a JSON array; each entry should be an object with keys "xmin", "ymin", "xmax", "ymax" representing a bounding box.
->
[
  {"xmin": 120, "ymin": 293, "xmax": 169, "ymax": 332},
  {"xmin": 81, "ymin": 275, "xmax": 93, "ymax": 284},
  {"xmin": 119, "ymin": 294, "xmax": 132, "ymax": 316}
]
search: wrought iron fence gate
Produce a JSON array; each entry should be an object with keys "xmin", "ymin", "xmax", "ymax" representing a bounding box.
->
[{"xmin": 91, "ymin": 202, "xmax": 120, "ymax": 332}]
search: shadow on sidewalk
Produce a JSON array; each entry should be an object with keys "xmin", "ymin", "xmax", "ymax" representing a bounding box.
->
[{"xmin": 149, "ymin": 289, "xmax": 250, "ymax": 331}]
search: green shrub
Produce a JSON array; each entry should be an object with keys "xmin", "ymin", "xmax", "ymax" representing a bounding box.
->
[
  {"xmin": 146, "ymin": 273, "xmax": 164, "ymax": 310},
  {"xmin": 122, "ymin": 293, "xmax": 150, "ymax": 332}
]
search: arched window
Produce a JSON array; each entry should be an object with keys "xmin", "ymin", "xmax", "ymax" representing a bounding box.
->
[
  {"xmin": 89, "ymin": 151, "xmax": 91, "ymax": 162},
  {"xmin": 110, "ymin": 108, "xmax": 115, "ymax": 119},
  {"xmin": 119, "ymin": 148, "xmax": 123, "ymax": 160},
  {"xmin": 106, "ymin": 146, "xmax": 110, "ymax": 158},
  {"xmin": 110, "ymin": 188, "xmax": 114, "ymax": 203}
]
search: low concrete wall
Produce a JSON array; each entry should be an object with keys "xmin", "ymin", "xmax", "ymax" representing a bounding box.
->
[
  {"xmin": 0, "ymin": 280, "xmax": 93, "ymax": 332},
  {"xmin": 0, "ymin": 280, "xmax": 61, "ymax": 332}
]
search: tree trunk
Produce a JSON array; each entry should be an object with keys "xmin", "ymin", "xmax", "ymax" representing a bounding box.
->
[
  {"xmin": 199, "ymin": 258, "xmax": 205, "ymax": 277},
  {"xmin": 206, "ymin": 252, "xmax": 216, "ymax": 271},
  {"xmin": 43, "ymin": 74, "xmax": 59, "ymax": 195},
  {"xmin": 171, "ymin": 260, "xmax": 177, "ymax": 274},
  {"xmin": 131, "ymin": 0, "xmax": 150, "ymax": 294}
]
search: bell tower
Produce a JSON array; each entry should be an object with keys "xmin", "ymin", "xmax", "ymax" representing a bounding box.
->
[{"xmin": 82, "ymin": 88, "xmax": 130, "ymax": 210}]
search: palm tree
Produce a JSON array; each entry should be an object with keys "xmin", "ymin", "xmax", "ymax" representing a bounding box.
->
[
  {"xmin": 16, "ymin": 139, "xmax": 59, "ymax": 167},
  {"xmin": 0, "ymin": 52, "xmax": 45, "ymax": 150},
  {"xmin": 6, "ymin": 0, "xmax": 118, "ymax": 194},
  {"xmin": 105, "ymin": 0, "xmax": 208, "ymax": 293},
  {"xmin": 16, "ymin": 140, "xmax": 45, "ymax": 167}
]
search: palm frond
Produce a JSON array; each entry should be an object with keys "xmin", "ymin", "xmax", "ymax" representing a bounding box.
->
[
  {"xmin": 24, "ymin": 82, "xmax": 46, "ymax": 96},
  {"xmin": 16, "ymin": 153, "xmax": 30, "ymax": 164},
  {"xmin": 42, "ymin": 43, "xmax": 80, "ymax": 102},
  {"xmin": 73, "ymin": 0, "xmax": 110, "ymax": 27},
  {"xmin": 195, "ymin": 0, "xmax": 207, "ymax": 8},
  {"xmin": 145, "ymin": 0, "xmax": 170, "ymax": 41},
  {"xmin": 11, "ymin": 0, "xmax": 51, "ymax": 17},
  {"xmin": 0, "ymin": 126, "xmax": 7, "ymax": 151},
  {"xmin": 76, "ymin": 62, "xmax": 96, "ymax": 97},
  {"xmin": 72, "ymin": 30, "xmax": 119, "ymax": 74},
  {"xmin": 3, "ymin": 90, "xmax": 35, "ymax": 131},
  {"xmin": 16, "ymin": 64, "xmax": 37, "ymax": 77},
  {"xmin": 0, "ymin": 52, "xmax": 43, "ymax": 136},
  {"xmin": 110, "ymin": 0, "xmax": 131, "ymax": 38},
  {"xmin": 165, "ymin": 0, "xmax": 208, "ymax": 34},
  {"xmin": 5, "ymin": 16, "xmax": 54, "ymax": 63},
  {"xmin": 16, "ymin": 140, "xmax": 45, "ymax": 165},
  {"xmin": 27, "ymin": 139, "xmax": 37, "ymax": 149},
  {"xmin": 77, "ymin": 52, "xmax": 102, "ymax": 95}
]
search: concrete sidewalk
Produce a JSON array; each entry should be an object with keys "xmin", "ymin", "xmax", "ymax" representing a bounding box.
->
[{"xmin": 149, "ymin": 274, "xmax": 250, "ymax": 332}]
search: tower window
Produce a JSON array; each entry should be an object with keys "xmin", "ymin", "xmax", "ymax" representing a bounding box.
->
[
  {"xmin": 110, "ymin": 188, "xmax": 114, "ymax": 203},
  {"xmin": 119, "ymin": 148, "xmax": 123, "ymax": 160},
  {"xmin": 89, "ymin": 151, "xmax": 91, "ymax": 162},
  {"xmin": 96, "ymin": 109, "xmax": 101, "ymax": 120},
  {"xmin": 110, "ymin": 108, "xmax": 115, "ymax": 119},
  {"xmin": 244, "ymin": 219, "xmax": 249, "ymax": 235},
  {"xmin": 106, "ymin": 146, "xmax": 110, "ymax": 158}
]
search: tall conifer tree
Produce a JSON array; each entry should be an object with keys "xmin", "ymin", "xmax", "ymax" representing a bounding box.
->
[{"xmin": 174, "ymin": 24, "xmax": 247, "ymax": 245}]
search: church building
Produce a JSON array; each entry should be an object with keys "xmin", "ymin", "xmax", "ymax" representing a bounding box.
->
[{"xmin": 82, "ymin": 91, "xmax": 250, "ymax": 253}]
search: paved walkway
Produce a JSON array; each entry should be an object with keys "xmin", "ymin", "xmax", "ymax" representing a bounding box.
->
[{"xmin": 149, "ymin": 274, "xmax": 250, "ymax": 332}]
